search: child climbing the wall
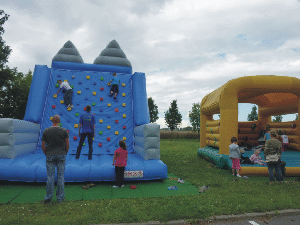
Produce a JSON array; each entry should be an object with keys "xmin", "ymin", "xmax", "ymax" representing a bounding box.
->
[
  {"xmin": 229, "ymin": 137, "xmax": 244, "ymax": 177},
  {"xmin": 112, "ymin": 140, "xmax": 128, "ymax": 188},
  {"xmin": 56, "ymin": 80, "xmax": 73, "ymax": 108},
  {"xmin": 250, "ymin": 149, "xmax": 266, "ymax": 166},
  {"xmin": 108, "ymin": 72, "xmax": 120, "ymax": 101}
]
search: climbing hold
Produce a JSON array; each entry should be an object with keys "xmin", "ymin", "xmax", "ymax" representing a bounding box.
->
[
  {"xmin": 122, "ymin": 93, "xmax": 126, "ymax": 97},
  {"xmin": 107, "ymin": 137, "xmax": 111, "ymax": 141},
  {"xmin": 99, "ymin": 108, "xmax": 103, "ymax": 112},
  {"xmin": 115, "ymin": 131, "xmax": 119, "ymax": 135},
  {"xmin": 50, "ymin": 117, "xmax": 53, "ymax": 121},
  {"xmin": 84, "ymin": 97, "xmax": 88, "ymax": 100},
  {"xmin": 107, "ymin": 82, "xmax": 111, "ymax": 86},
  {"xmin": 122, "ymin": 83, "xmax": 125, "ymax": 87},
  {"xmin": 73, "ymin": 136, "xmax": 77, "ymax": 140},
  {"xmin": 107, "ymin": 126, "xmax": 111, "ymax": 129},
  {"xmin": 84, "ymin": 107, "xmax": 87, "ymax": 111},
  {"xmin": 93, "ymin": 92, "xmax": 96, "ymax": 95},
  {"xmin": 92, "ymin": 103, "xmax": 96, "ymax": 106},
  {"xmin": 78, "ymin": 81, "xmax": 82, "ymax": 84},
  {"xmin": 115, "ymin": 143, "xmax": 119, "ymax": 147},
  {"xmin": 64, "ymin": 80, "xmax": 68, "ymax": 82},
  {"xmin": 60, "ymin": 100, "xmax": 64, "ymax": 104},
  {"xmin": 70, "ymin": 85, "xmax": 74, "ymax": 89},
  {"xmin": 123, "ymin": 114, "xmax": 126, "ymax": 118},
  {"xmin": 59, "ymin": 123, "xmax": 62, "ymax": 127},
  {"xmin": 99, "ymin": 119, "xmax": 103, "ymax": 123},
  {"xmin": 123, "ymin": 126, "xmax": 126, "ymax": 129},
  {"xmin": 99, "ymin": 131, "xmax": 103, "ymax": 135},
  {"xmin": 100, "ymin": 87, "xmax": 104, "ymax": 91},
  {"xmin": 122, "ymin": 103, "xmax": 126, "ymax": 107},
  {"xmin": 77, "ymin": 91, "xmax": 81, "ymax": 95},
  {"xmin": 86, "ymin": 76, "xmax": 90, "ymax": 80},
  {"xmin": 52, "ymin": 105, "xmax": 56, "ymax": 109},
  {"xmin": 83, "ymin": 143, "xmax": 85, "ymax": 146},
  {"xmin": 74, "ymin": 124, "xmax": 78, "ymax": 128},
  {"xmin": 107, "ymin": 103, "xmax": 111, "ymax": 107},
  {"xmin": 72, "ymin": 75, "xmax": 75, "ymax": 79},
  {"xmin": 100, "ymin": 97, "xmax": 103, "ymax": 101},
  {"xmin": 100, "ymin": 77, "xmax": 104, "ymax": 81},
  {"xmin": 75, "ymin": 113, "xmax": 79, "ymax": 117},
  {"xmin": 99, "ymin": 143, "xmax": 102, "ymax": 147},
  {"xmin": 55, "ymin": 83, "xmax": 60, "ymax": 88},
  {"xmin": 93, "ymin": 82, "xmax": 97, "ymax": 85},
  {"xmin": 53, "ymin": 94, "xmax": 57, "ymax": 98},
  {"xmin": 67, "ymin": 107, "xmax": 72, "ymax": 111},
  {"xmin": 123, "ymin": 137, "xmax": 126, "ymax": 141},
  {"xmin": 115, "ymin": 120, "xmax": 119, "ymax": 124},
  {"xmin": 115, "ymin": 108, "xmax": 119, "ymax": 112}
]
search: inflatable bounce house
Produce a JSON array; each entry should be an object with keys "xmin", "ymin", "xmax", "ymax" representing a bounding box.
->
[
  {"xmin": 198, "ymin": 75, "xmax": 300, "ymax": 176},
  {"xmin": 0, "ymin": 40, "xmax": 167, "ymax": 182}
]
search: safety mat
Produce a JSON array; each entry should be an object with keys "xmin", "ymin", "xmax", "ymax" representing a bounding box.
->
[{"xmin": 0, "ymin": 174, "xmax": 199, "ymax": 203}]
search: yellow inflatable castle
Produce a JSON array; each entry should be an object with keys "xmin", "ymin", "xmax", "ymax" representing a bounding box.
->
[{"xmin": 199, "ymin": 75, "xmax": 300, "ymax": 176}]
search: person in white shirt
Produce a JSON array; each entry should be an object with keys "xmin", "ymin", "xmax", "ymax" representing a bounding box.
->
[
  {"xmin": 56, "ymin": 80, "xmax": 73, "ymax": 108},
  {"xmin": 281, "ymin": 132, "xmax": 289, "ymax": 152}
]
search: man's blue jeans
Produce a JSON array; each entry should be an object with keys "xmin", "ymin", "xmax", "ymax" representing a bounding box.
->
[
  {"xmin": 45, "ymin": 155, "xmax": 66, "ymax": 202},
  {"xmin": 267, "ymin": 159, "xmax": 283, "ymax": 182}
]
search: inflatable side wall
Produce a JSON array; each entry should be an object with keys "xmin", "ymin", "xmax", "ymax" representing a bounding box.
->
[
  {"xmin": 0, "ymin": 119, "xmax": 40, "ymax": 159},
  {"xmin": 134, "ymin": 123, "xmax": 160, "ymax": 160}
]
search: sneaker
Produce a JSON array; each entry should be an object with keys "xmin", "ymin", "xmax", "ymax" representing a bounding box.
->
[
  {"xmin": 121, "ymin": 185, "xmax": 125, "ymax": 188},
  {"xmin": 237, "ymin": 174, "xmax": 242, "ymax": 178},
  {"xmin": 70, "ymin": 105, "xmax": 74, "ymax": 108},
  {"xmin": 113, "ymin": 185, "xmax": 119, "ymax": 188},
  {"xmin": 178, "ymin": 178, "xmax": 185, "ymax": 183},
  {"xmin": 41, "ymin": 199, "xmax": 51, "ymax": 204}
]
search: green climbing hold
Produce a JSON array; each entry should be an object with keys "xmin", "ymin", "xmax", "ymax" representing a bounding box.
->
[
  {"xmin": 101, "ymin": 77, "xmax": 104, "ymax": 81},
  {"xmin": 92, "ymin": 103, "xmax": 96, "ymax": 106},
  {"xmin": 99, "ymin": 131, "xmax": 103, "ymax": 135},
  {"xmin": 55, "ymin": 83, "xmax": 59, "ymax": 88},
  {"xmin": 75, "ymin": 113, "xmax": 79, "ymax": 117}
]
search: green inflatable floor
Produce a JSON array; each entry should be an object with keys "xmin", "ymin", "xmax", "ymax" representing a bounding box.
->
[{"xmin": 0, "ymin": 174, "xmax": 199, "ymax": 204}]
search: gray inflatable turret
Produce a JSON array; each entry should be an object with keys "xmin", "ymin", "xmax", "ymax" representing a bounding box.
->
[
  {"xmin": 94, "ymin": 40, "xmax": 132, "ymax": 67},
  {"xmin": 52, "ymin": 40, "xmax": 84, "ymax": 63}
]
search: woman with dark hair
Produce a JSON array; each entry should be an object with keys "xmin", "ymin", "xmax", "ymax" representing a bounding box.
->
[{"xmin": 112, "ymin": 140, "xmax": 128, "ymax": 188}]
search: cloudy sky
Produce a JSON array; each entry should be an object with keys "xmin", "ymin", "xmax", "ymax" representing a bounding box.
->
[{"xmin": 2, "ymin": 0, "xmax": 300, "ymax": 128}]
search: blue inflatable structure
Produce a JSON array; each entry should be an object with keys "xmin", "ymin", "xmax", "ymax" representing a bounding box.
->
[{"xmin": 0, "ymin": 40, "xmax": 168, "ymax": 182}]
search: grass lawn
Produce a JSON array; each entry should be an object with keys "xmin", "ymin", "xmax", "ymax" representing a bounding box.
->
[{"xmin": 0, "ymin": 139, "xmax": 300, "ymax": 224}]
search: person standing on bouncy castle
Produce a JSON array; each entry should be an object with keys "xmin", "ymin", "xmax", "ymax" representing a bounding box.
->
[
  {"xmin": 76, "ymin": 105, "xmax": 95, "ymax": 160},
  {"xmin": 229, "ymin": 137, "xmax": 244, "ymax": 177},
  {"xmin": 57, "ymin": 80, "xmax": 74, "ymax": 108},
  {"xmin": 108, "ymin": 72, "xmax": 120, "ymax": 100},
  {"xmin": 41, "ymin": 115, "xmax": 69, "ymax": 204},
  {"xmin": 112, "ymin": 140, "xmax": 128, "ymax": 188}
]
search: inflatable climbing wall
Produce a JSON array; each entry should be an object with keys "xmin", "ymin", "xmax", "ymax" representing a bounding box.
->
[{"xmin": 0, "ymin": 40, "xmax": 167, "ymax": 182}]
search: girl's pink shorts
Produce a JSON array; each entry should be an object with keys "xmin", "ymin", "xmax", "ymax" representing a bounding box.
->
[{"xmin": 231, "ymin": 158, "xmax": 241, "ymax": 170}]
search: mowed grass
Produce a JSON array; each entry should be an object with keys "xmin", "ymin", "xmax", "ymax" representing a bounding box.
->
[{"xmin": 1, "ymin": 139, "xmax": 300, "ymax": 224}]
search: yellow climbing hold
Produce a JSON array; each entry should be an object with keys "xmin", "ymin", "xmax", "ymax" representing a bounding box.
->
[
  {"xmin": 99, "ymin": 119, "xmax": 103, "ymax": 123},
  {"xmin": 122, "ymin": 103, "xmax": 126, "ymax": 107},
  {"xmin": 53, "ymin": 94, "xmax": 57, "ymax": 98},
  {"xmin": 122, "ymin": 93, "xmax": 126, "ymax": 97},
  {"xmin": 115, "ymin": 131, "xmax": 119, "ymax": 135},
  {"xmin": 86, "ymin": 76, "xmax": 90, "ymax": 80},
  {"xmin": 60, "ymin": 100, "xmax": 64, "ymax": 104},
  {"xmin": 77, "ymin": 91, "xmax": 81, "ymax": 94},
  {"xmin": 107, "ymin": 126, "xmax": 111, "ymax": 129},
  {"xmin": 93, "ymin": 92, "xmax": 96, "ymax": 95},
  {"xmin": 74, "ymin": 124, "xmax": 78, "ymax": 128},
  {"xmin": 123, "ymin": 114, "xmax": 126, "ymax": 118},
  {"xmin": 122, "ymin": 83, "xmax": 125, "ymax": 87}
]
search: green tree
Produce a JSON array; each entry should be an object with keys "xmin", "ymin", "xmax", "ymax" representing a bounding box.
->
[
  {"xmin": 247, "ymin": 105, "xmax": 258, "ymax": 121},
  {"xmin": 0, "ymin": 69, "xmax": 33, "ymax": 119},
  {"xmin": 273, "ymin": 115, "xmax": 283, "ymax": 122},
  {"xmin": 148, "ymin": 97, "xmax": 159, "ymax": 123},
  {"xmin": 295, "ymin": 114, "xmax": 299, "ymax": 121},
  {"xmin": 164, "ymin": 100, "xmax": 182, "ymax": 131},
  {"xmin": 0, "ymin": 10, "xmax": 13, "ymax": 89},
  {"xmin": 188, "ymin": 102, "xmax": 200, "ymax": 133}
]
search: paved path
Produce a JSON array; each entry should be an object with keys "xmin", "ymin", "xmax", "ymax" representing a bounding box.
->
[{"xmin": 97, "ymin": 209, "xmax": 300, "ymax": 225}]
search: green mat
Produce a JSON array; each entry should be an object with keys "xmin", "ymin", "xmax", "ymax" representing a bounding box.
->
[{"xmin": 0, "ymin": 174, "xmax": 199, "ymax": 204}]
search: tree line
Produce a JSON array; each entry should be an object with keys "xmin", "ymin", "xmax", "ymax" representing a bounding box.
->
[{"xmin": 0, "ymin": 10, "xmax": 32, "ymax": 119}]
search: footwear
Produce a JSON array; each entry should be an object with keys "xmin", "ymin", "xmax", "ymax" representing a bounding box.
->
[
  {"xmin": 113, "ymin": 185, "xmax": 119, "ymax": 188},
  {"xmin": 121, "ymin": 185, "xmax": 125, "ymax": 188},
  {"xmin": 57, "ymin": 200, "xmax": 64, "ymax": 204},
  {"xmin": 237, "ymin": 174, "xmax": 242, "ymax": 178},
  {"xmin": 41, "ymin": 199, "xmax": 51, "ymax": 204},
  {"xmin": 82, "ymin": 185, "xmax": 89, "ymax": 190},
  {"xmin": 178, "ymin": 178, "xmax": 185, "ymax": 183},
  {"xmin": 75, "ymin": 156, "xmax": 79, "ymax": 159},
  {"xmin": 67, "ymin": 104, "xmax": 71, "ymax": 108},
  {"xmin": 70, "ymin": 105, "xmax": 74, "ymax": 108}
]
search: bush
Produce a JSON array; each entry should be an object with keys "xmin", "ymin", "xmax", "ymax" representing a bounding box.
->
[{"xmin": 160, "ymin": 131, "xmax": 199, "ymax": 139}]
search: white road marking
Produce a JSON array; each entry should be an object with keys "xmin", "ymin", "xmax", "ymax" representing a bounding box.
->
[{"xmin": 249, "ymin": 221, "xmax": 260, "ymax": 225}]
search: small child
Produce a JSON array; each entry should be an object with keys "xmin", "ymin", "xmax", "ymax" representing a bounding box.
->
[
  {"xmin": 112, "ymin": 140, "xmax": 128, "ymax": 188},
  {"xmin": 281, "ymin": 132, "xmax": 289, "ymax": 152},
  {"xmin": 229, "ymin": 137, "xmax": 244, "ymax": 177},
  {"xmin": 108, "ymin": 72, "xmax": 120, "ymax": 100},
  {"xmin": 250, "ymin": 149, "xmax": 266, "ymax": 166}
]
